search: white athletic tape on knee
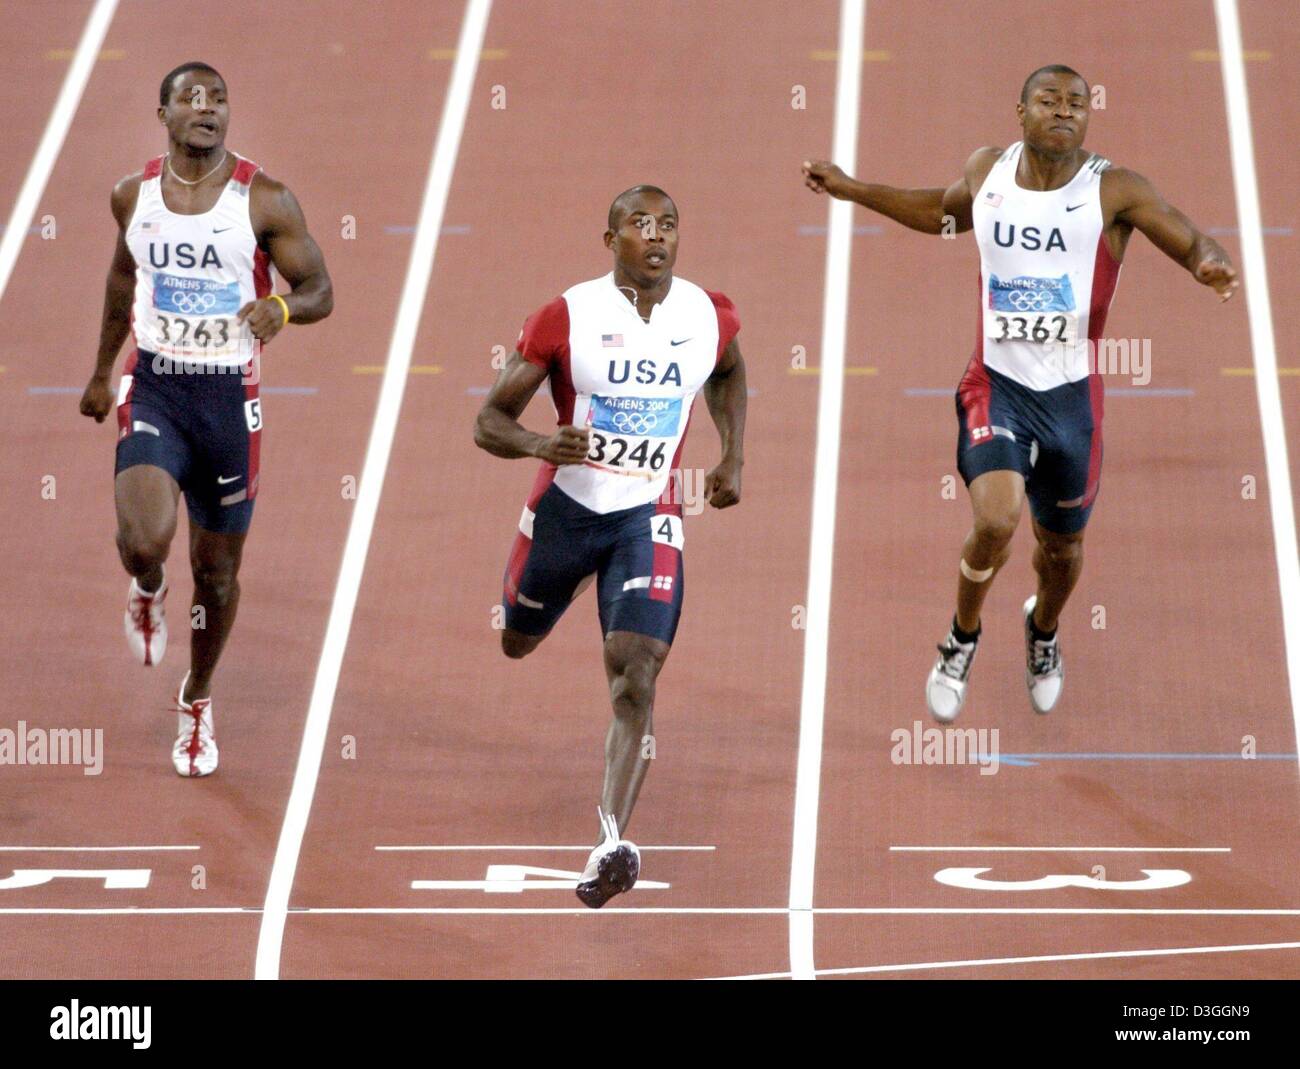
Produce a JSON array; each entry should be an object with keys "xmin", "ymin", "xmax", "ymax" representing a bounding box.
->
[{"xmin": 960, "ymin": 559, "xmax": 994, "ymax": 583}]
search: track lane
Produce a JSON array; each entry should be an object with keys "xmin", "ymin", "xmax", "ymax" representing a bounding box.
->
[
  {"xmin": 0, "ymin": 1, "xmax": 96, "ymax": 222},
  {"xmin": 1236, "ymin": 0, "xmax": 1300, "ymax": 733},
  {"xmin": 0, "ymin": 0, "xmax": 462, "ymax": 978},
  {"xmin": 279, "ymin": 0, "xmax": 839, "ymax": 979},
  {"xmin": 812, "ymin": 0, "xmax": 1300, "ymax": 978}
]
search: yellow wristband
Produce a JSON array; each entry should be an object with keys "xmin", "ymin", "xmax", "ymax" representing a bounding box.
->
[{"xmin": 269, "ymin": 293, "xmax": 290, "ymax": 328}]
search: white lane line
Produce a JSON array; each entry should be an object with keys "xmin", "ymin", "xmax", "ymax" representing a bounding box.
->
[
  {"xmin": 252, "ymin": 0, "xmax": 493, "ymax": 982},
  {"xmin": 788, "ymin": 0, "xmax": 865, "ymax": 984},
  {"xmin": 813, "ymin": 908, "xmax": 1300, "ymax": 915},
  {"xmin": 5, "ymin": 906, "xmax": 1300, "ymax": 916},
  {"xmin": 890, "ymin": 846, "xmax": 1232, "ymax": 853},
  {"xmin": 0, "ymin": 0, "xmax": 118, "ymax": 305},
  {"xmin": 0, "ymin": 908, "xmax": 251, "ymax": 915},
  {"xmin": 714, "ymin": 940, "xmax": 1300, "ymax": 980},
  {"xmin": 375, "ymin": 845, "xmax": 716, "ymax": 852},
  {"xmin": 0, "ymin": 845, "xmax": 200, "ymax": 852},
  {"xmin": 292, "ymin": 907, "xmax": 1300, "ymax": 916},
  {"xmin": 1215, "ymin": 0, "xmax": 1300, "ymax": 761}
]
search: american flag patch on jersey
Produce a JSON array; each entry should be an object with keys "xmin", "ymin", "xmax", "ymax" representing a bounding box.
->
[
  {"xmin": 140, "ymin": 220, "xmax": 160, "ymax": 232},
  {"xmin": 602, "ymin": 334, "xmax": 623, "ymax": 347},
  {"xmin": 984, "ymin": 192, "xmax": 1003, "ymax": 207}
]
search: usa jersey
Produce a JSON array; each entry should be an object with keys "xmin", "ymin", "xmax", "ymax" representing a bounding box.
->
[
  {"xmin": 518, "ymin": 273, "xmax": 740, "ymax": 514},
  {"xmin": 971, "ymin": 142, "xmax": 1122, "ymax": 391},
  {"xmin": 126, "ymin": 154, "xmax": 274, "ymax": 366}
]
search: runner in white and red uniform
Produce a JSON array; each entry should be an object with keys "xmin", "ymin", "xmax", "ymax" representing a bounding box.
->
[
  {"xmin": 803, "ymin": 64, "xmax": 1238, "ymax": 723},
  {"xmin": 475, "ymin": 185, "xmax": 747, "ymax": 907},
  {"xmin": 79, "ymin": 62, "xmax": 333, "ymax": 776}
]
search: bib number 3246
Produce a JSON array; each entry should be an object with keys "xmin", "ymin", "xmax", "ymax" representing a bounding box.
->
[{"xmin": 587, "ymin": 432, "xmax": 667, "ymax": 473}]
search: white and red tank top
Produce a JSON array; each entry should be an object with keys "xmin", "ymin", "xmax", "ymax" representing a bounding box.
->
[
  {"xmin": 971, "ymin": 142, "xmax": 1122, "ymax": 391},
  {"xmin": 517, "ymin": 273, "xmax": 740, "ymax": 515},
  {"xmin": 126, "ymin": 153, "xmax": 273, "ymax": 365}
]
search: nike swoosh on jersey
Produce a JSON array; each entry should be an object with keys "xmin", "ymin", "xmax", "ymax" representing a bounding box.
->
[
  {"xmin": 1065, "ymin": 203, "xmax": 1086, "ymax": 212},
  {"xmin": 216, "ymin": 475, "xmax": 242, "ymax": 485},
  {"xmin": 670, "ymin": 338, "xmax": 692, "ymax": 346}
]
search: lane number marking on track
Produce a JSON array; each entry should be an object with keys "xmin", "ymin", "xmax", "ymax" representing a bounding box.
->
[
  {"xmin": 0, "ymin": 869, "xmax": 151, "ymax": 890},
  {"xmin": 934, "ymin": 867, "xmax": 1192, "ymax": 892},
  {"xmin": 412, "ymin": 864, "xmax": 670, "ymax": 893}
]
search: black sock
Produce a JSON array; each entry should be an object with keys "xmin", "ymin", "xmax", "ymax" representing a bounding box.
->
[
  {"xmin": 951, "ymin": 616, "xmax": 980, "ymax": 645},
  {"xmin": 1029, "ymin": 612, "xmax": 1057, "ymax": 642}
]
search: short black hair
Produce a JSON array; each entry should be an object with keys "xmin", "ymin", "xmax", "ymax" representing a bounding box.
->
[
  {"xmin": 159, "ymin": 62, "xmax": 225, "ymax": 107},
  {"xmin": 607, "ymin": 185, "xmax": 674, "ymax": 231},
  {"xmin": 1020, "ymin": 64, "xmax": 1087, "ymax": 105}
]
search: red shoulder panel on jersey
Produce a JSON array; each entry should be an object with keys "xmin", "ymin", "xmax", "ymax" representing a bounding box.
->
[
  {"xmin": 231, "ymin": 158, "xmax": 260, "ymax": 186},
  {"xmin": 142, "ymin": 157, "xmax": 164, "ymax": 180},
  {"xmin": 706, "ymin": 290, "xmax": 740, "ymax": 363},
  {"xmin": 518, "ymin": 296, "xmax": 569, "ymax": 370}
]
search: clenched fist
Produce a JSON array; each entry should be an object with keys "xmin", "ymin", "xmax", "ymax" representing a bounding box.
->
[
  {"xmin": 1194, "ymin": 255, "xmax": 1239, "ymax": 302},
  {"xmin": 79, "ymin": 374, "xmax": 114, "ymax": 423},
  {"xmin": 237, "ymin": 297, "xmax": 289, "ymax": 343},
  {"xmin": 535, "ymin": 425, "xmax": 591, "ymax": 466}
]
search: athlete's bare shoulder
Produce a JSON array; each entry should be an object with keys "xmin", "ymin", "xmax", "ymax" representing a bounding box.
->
[
  {"xmin": 1098, "ymin": 164, "xmax": 1159, "ymax": 222},
  {"xmin": 110, "ymin": 172, "xmax": 143, "ymax": 229},
  {"xmin": 248, "ymin": 169, "xmax": 307, "ymax": 240},
  {"xmin": 1098, "ymin": 164, "xmax": 1149, "ymax": 198}
]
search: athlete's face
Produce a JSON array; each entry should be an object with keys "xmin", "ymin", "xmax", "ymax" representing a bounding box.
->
[
  {"xmin": 158, "ymin": 72, "xmax": 229, "ymax": 153},
  {"xmin": 604, "ymin": 193, "xmax": 678, "ymax": 286},
  {"xmin": 1017, "ymin": 72, "xmax": 1089, "ymax": 157}
]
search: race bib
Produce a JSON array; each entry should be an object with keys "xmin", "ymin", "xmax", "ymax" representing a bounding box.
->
[
  {"xmin": 151, "ymin": 272, "xmax": 243, "ymax": 357},
  {"xmin": 585, "ymin": 395, "xmax": 681, "ymax": 476},
  {"xmin": 986, "ymin": 273, "xmax": 1079, "ymax": 347}
]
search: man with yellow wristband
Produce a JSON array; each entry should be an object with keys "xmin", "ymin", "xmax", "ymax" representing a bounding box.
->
[{"xmin": 78, "ymin": 61, "xmax": 333, "ymax": 776}]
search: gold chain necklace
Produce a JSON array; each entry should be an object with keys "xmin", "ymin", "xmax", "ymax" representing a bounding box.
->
[{"xmin": 165, "ymin": 150, "xmax": 229, "ymax": 187}]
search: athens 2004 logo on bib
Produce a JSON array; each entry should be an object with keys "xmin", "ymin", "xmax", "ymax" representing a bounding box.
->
[
  {"xmin": 151, "ymin": 271, "xmax": 245, "ymax": 357},
  {"xmin": 585, "ymin": 395, "xmax": 682, "ymax": 476},
  {"xmin": 987, "ymin": 272, "xmax": 1080, "ymax": 346}
]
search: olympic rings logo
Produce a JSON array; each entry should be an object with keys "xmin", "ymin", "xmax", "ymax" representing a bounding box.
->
[
  {"xmin": 611, "ymin": 410, "xmax": 658, "ymax": 435},
  {"xmin": 166, "ymin": 290, "xmax": 219, "ymax": 314},
  {"xmin": 1007, "ymin": 289, "xmax": 1054, "ymax": 311}
]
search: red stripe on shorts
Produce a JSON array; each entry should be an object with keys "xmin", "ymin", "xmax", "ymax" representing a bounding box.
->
[
  {"xmin": 503, "ymin": 531, "xmax": 532, "ymax": 607},
  {"xmin": 244, "ymin": 373, "xmax": 261, "ymax": 500},
  {"xmin": 958, "ymin": 268, "xmax": 993, "ymax": 445},
  {"xmin": 1082, "ymin": 236, "xmax": 1122, "ymax": 507}
]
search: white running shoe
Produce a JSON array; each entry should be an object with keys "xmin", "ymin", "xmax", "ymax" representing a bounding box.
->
[
  {"xmin": 575, "ymin": 809, "xmax": 640, "ymax": 909},
  {"xmin": 1023, "ymin": 596, "xmax": 1064, "ymax": 714},
  {"xmin": 926, "ymin": 625, "xmax": 980, "ymax": 723},
  {"xmin": 124, "ymin": 571, "xmax": 168, "ymax": 667},
  {"xmin": 173, "ymin": 673, "xmax": 218, "ymax": 777}
]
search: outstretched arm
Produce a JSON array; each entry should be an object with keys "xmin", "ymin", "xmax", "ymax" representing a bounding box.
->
[
  {"xmin": 701, "ymin": 336, "xmax": 746, "ymax": 508},
  {"xmin": 240, "ymin": 174, "xmax": 334, "ymax": 344},
  {"xmin": 801, "ymin": 148, "xmax": 998, "ymax": 235},
  {"xmin": 1107, "ymin": 168, "xmax": 1239, "ymax": 301},
  {"xmin": 474, "ymin": 352, "xmax": 590, "ymax": 465},
  {"xmin": 80, "ymin": 176, "xmax": 140, "ymax": 423}
]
